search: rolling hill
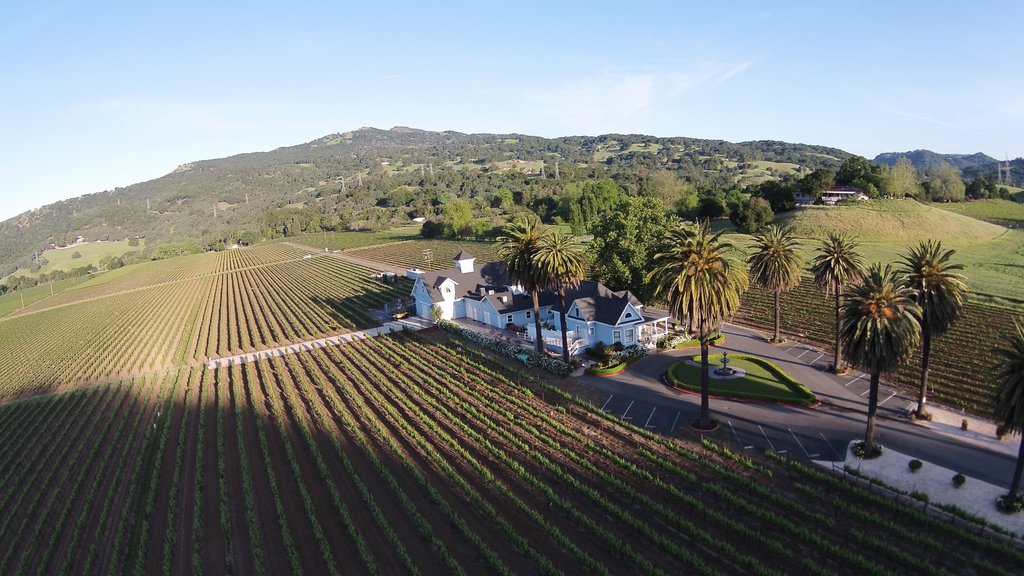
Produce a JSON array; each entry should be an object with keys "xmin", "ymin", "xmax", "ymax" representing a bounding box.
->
[
  {"xmin": 0, "ymin": 127, "xmax": 852, "ymax": 278},
  {"xmin": 873, "ymin": 149, "xmax": 997, "ymax": 172}
]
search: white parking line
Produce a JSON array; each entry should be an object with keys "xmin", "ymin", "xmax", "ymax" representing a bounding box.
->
[
  {"xmin": 669, "ymin": 411, "xmax": 681, "ymax": 434},
  {"xmin": 729, "ymin": 420, "xmax": 753, "ymax": 449},
  {"xmin": 759, "ymin": 425, "xmax": 785, "ymax": 455},
  {"xmin": 600, "ymin": 395, "xmax": 615, "ymax": 412},
  {"xmin": 643, "ymin": 407, "xmax": 658, "ymax": 429},
  {"xmin": 820, "ymin": 433, "xmax": 841, "ymax": 460},
  {"xmin": 621, "ymin": 401, "xmax": 635, "ymax": 420},
  {"xmin": 794, "ymin": 348, "xmax": 812, "ymax": 358},
  {"xmin": 878, "ymin": 390, "xmax": 897, "ymax": 406},
  {"xmin": 789, "ymin": 428, "xmax": 820, "ymax": 458},
  {"xmin": 809, "ymin": 353, "xmax": 825, "ymax": 365},
  {"xmin": 845, "ymin": 373, "xmax": 866, "ymax": 388}
]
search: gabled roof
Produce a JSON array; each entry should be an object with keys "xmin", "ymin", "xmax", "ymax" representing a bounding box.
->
[
  {"xmin": 565, "ymin": 281, "xmax": 643, "ymax": 326},
  {"xmin": 453, "ymin": 250, "xmax": 474, "ymax": 261},
  {"xmin": 415, "ymin": 261, "xmax": 510, "ymax": 303}
]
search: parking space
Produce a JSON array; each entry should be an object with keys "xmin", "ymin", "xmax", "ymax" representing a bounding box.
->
[
  {"xmin": 600, "ymin": 394, "xmax": 682, "ymax": 436},
  {"xmin": 726, "ymin": 419, "xmax": 845, "ymax": 461},
  {"xmin": 597, "ymin": 392, "xmax": 846, "ymax": 460},
  {"xmin": 783, "ymin": 342, "xmax": 908, "ymax": 413}
]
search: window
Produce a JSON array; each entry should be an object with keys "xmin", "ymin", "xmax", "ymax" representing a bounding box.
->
[
  {"xmin": 625, "ymin": 312, "xmax": 633, "ymax": 319},
  {"xmin": 526, "ymin": 311, "xmax": 532, "ymax": 319},
  {"xmin": 506, "ymin": 314, "xmax": 513, "ymax": 324},
  {"xmin": 613, "ymin": 330, "xmax": 621, "ymax": 343},
  {"xmin": 589, "ymin": 326, "xmax": 595, "ymax": 335},
  {"xmin": 625, "ymin": 328, "xmax": 634, "ymax": 343}
]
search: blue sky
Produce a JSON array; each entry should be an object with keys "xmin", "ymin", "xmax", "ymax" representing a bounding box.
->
[{"xmin": 2, "ymin": 1, "xmax": 1022, "ymax": 220}]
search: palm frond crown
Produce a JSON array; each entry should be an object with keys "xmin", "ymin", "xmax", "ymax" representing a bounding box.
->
[
  {"xmin": 747, "ymin": 224, "xmax": 804, "ymax": 292},
  {"xmin": 840, "ymin": 263, "xmax": 922, "ymax": 372},
  {"xmin": 647, "ymin": 220, "xmax": 749, "ymax": 334},
  {"xmin": 810, "ymin": 232, "xmax": 865, "ymax": 294},
  {"xmin": 898, "ymin": 239, "xmax": 968, "ymax": 335}
]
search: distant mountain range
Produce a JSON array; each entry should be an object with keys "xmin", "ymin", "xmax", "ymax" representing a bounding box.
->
[
  {"xmin": 0, "ymin": 127, "xmax": 852, "ymax": 276},
  {"xmin": 6, "ymin": 127, "xmax": 1017, "ymax": 281},
  {"xmin": 873, "ymin": 149, "xmax": 999, "ymax": 172}
]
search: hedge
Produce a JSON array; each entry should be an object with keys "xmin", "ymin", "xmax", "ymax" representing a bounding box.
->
[{"xmin": 437, "ymin": 320, "xmax": 574, "ymax": 377}]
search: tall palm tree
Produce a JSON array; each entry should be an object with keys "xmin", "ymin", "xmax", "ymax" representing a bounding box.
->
[
  {"xmin": 993, "ymin": 319, "xmax": 1024, "ymax": 507},
  {"xmin": 497, "ymin": 215, "xmax": 546, "ymax": 353},
  {"xmin": 534, "ymin": 230, "xmax": 588, "ymax": 362},
  {"xmin": 840, "ymin": 264, "xmax": 921, "ymax": 455},
  {"xmin": 647, "ymin": 220, "xmax": 748, "ymax": 430},
  {"xmin": 747, "ymin": 224, "xmax": 803, "ymax": 343},
  {"xmin": 898, "ymin": 240, "xmax": 968, "ymax": 419},
  {"xmin": 811, "ymin": 233, "xmax": 866, "ymax": 374}
]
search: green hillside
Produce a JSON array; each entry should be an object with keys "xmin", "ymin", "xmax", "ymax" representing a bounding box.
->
[
  {"xmin": 0, "ymin": 127, "xmax": 851, "ymax": 276},
  {"xmin": 12, "ymin": 239, "xmax": 139, "ymax": 278},
  {"xmin": 772, "ymin": 199, "xmax": 1024, "ymax": 303}
]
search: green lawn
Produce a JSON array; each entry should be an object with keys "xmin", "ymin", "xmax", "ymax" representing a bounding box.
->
[
  {"xmin": 932, "ymin": 198, "xmax": 1024, "ymax": 224},
  {"xmin": 726, "ymin": 199, "xmax": 1024, "ymax": 305},
  {"xmin": 0, "ymin": 276, "xmax": 92, "ymax": 316},
  {"xmin": 12, "ymin": 239, "xmax": 139, "ymax": 278},
  {"xmin": 666, "ymin": 354, "xmax": 816, "ymax": 405}
]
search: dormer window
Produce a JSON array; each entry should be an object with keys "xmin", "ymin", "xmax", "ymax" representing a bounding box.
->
[{"xmin": 625, "ymin": 312, "xmax": 633, "ymax": 319}]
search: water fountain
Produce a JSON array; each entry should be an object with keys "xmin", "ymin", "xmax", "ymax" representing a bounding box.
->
[{"xmin": 714, "ymin": 351, "xmax": 736, "ymax": 376}]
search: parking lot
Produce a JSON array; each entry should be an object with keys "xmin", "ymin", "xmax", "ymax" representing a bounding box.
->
[
  {"xmin": 783, "ymin": 342, "xmax": 913, "ymax": 415},
  {"xmin": 596, "ymin": 391, "xmax": 847, "ymax": 461}
]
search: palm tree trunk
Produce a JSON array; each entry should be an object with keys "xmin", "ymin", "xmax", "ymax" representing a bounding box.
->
[
  {"xmin": 916, "ymin": 326, "xmax": 932, "ymax": 419},
  {"xmin": 864, "ymin": 359, "xmax": 881, "ymax": 452},
  {"xmin": 833, "ymin": 290, "xmax": 843, "ymax": 374},
  {"xmin": 698, "ymin": 319, "xmax": 712, "ymax": 429},
  {"xmin": 773, "ymin": 289, "xmax": 781, "ymax": 342},
  {"xmin": 531, "ymin": 289, "xmax": 544, "ymax": 354},
  {"xmin": 1010, "ymin": 435, "xmax": 1024, "ymax": 500},
  {"xmin": 557, "ymin": 287, "xmax": 570, "ymax": 363}
]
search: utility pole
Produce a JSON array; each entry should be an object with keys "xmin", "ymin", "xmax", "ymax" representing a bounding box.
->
[
  {"xmin": 117, "ymin": 198, "xmax": 120, "ymax": 206},
  {"xmin": 554, "ymin": 161, "xmax": 560, "ymax": 180},
  {"xmin": 213, "ymin": 204, "xmax": 217, "ymax": 218},
  {"xmin": 245, "ymin": 193, "xmax": 249, "ymax": 204},
  {"xmin": 356, "ymin": 173, "xmax": 362, "ymax": 187},
  {"xmin": 341, "ymin": 176, "xmax": 346, "ymax": 193},
  {"xmin": 146, "ymin": 197, "xmax": 150, "ymax": 211},
  {"xmin": 429, "ymin": 163, "xmax": 434, "ymax": 177}
]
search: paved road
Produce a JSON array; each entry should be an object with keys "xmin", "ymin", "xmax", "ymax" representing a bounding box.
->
[{"xmin": 577, "ymin": 322, "xmax": 1019, "ymax": 489}]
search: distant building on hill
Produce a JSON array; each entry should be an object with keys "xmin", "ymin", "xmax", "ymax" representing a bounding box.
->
[{"xmin": 794, "ymin": 185, "xmax": 869, "ymax": 206}]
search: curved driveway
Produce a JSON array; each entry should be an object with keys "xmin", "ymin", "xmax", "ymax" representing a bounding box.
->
[{"xmin": 576, "ymin": 322, "xmax": 1018, "ymax": 488}]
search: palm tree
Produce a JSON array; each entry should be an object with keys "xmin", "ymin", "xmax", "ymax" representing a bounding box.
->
[
  {"xmin": 898, "ymin": 240, "xmax": 968, "ymax": 419},
  {"xmin": 534, "ymin": 230, "xmax": 588, "ymax": 362},
  {"xmin": 810, "ymin": 233, "xmax": 866, "ymax": 374},
  {"xmin": 993, "ymin": 319, "xmax": 1024, "ymax": 508},
  {"xmin": 840, "ymin": 263, "xmax": 921, "ymax": 455},
  {"xmin": 747, "ymin": 224, "xmax": 803, "ymax": 343},
  {"xmin": 497, "ymin": 215, "xmax": 546, "ymax": 353},
  {"xmin": 647, "ymin": 220, "xmax": 748, "ymax": 430}
]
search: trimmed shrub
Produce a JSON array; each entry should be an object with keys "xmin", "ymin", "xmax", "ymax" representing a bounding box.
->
[
  {"xmin": 952, "ymin": 473, "xmax": 966, "ymax": 488},
  {"xmin": 436, "ymin": 320, "xmax": 573, "ymax": 377},
  {"xmin": 908, "ymin": 459, "xmax": 923, "ymax": 472},
  {"xmin": 853, "ymin": 441, "xmax": 882, "ymax": 460}
]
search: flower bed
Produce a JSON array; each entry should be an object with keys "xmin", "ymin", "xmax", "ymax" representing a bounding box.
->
[
  {"xmin": 584, "ymin": 344, "xmax": 647, "ymax": 376},
  {"xmin": 437, "ymin": 320, "xmax": 574, "ymax": 377},
  {"xmin": 659, "ymin": 333, "xmax": 726, "ymax": 349}
]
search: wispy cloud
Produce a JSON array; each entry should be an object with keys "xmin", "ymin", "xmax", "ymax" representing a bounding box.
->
[
  {"xmin": 522, "ymin": 63, "xmax": 750, "ymax": 133},
  {"xmin": 880, "ymin": 107, "xmax": 990, "ymax": 137}
]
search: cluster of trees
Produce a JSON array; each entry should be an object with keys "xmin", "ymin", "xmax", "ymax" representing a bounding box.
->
[
  {"xmin": 641, "ymin": 220, "xmax": 1024, "ymax": 510},
  {"xmin": 495, "ymin": 215, "xmax": 587, "ymax": 363},
  {"xmin": 3, "ymin": 264, "xmax": 97, "ymax": 292}
]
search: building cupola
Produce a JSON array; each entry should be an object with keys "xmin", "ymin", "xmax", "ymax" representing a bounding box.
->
[{"xmin": 453, "ymin": 251, "xmax": 475, "ymax": 273}]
